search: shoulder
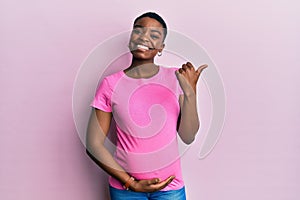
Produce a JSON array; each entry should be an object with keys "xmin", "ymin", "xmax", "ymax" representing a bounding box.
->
[
  {"xmin": 159, "ymin": 66, "xmax": 180, "ymax": 78},
  {"xmin": 101, "ymin": 70, "xmax": 124, "ymax": 87},
  {"xmin": 159, "ymin": 66, "xmax": 180, "ymax": 73}
]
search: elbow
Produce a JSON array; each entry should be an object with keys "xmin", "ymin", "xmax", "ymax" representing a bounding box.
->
[
  {"xmin": 179, "ymin": 126, "xmax": 200, "ymax": 145},
  {"xmin": 85, "ymin": 143, "xmax": 94, "ymax": 156},
  {"xmin": 179, "ymin": 125, "xmax": 200, "ymax": 145},
  {"xmin": 85, "ymin": 142, "xmax": 104, "ymax": 165},
  {"xmin": 85, "ymin": 139, "xmax": 93, "ymax": 153},
  {"xmin": 179, "ymin": 131, "xmax": 197, "ymax": 145},
  {"xmin": 86, "ymin": 148, "xmax": 92, "ymax": 157},
  {"xmin": 85, "ymin": 140, "xmax": 101, "ymax": 155},
  {"xmin": 182, "ymin": 136, "xmax": 195, "ymax": 145}
]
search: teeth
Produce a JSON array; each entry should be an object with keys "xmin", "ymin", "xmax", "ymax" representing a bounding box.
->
[{"xmin": 137, "ymin": 44, "xmax": 149, "ymax": 50}]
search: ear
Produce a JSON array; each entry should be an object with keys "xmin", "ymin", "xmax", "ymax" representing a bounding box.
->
[{"xmin": 158, "ymin": 43, "xmax": 165, "ymax": 52}]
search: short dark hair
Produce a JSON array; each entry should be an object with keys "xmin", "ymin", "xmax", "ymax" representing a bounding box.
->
[{"xmin": 133, "ymin": 12, "xmax": 167, "ymax": 41}]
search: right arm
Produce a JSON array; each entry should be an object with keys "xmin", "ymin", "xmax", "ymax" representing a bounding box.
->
[
  {"xmin": 86, "ymin": 108, "xmax": 130, "ymax": 184},
  {"xmin": 85, "ymin": 108, "xmax": 174, "ymax": 192}
]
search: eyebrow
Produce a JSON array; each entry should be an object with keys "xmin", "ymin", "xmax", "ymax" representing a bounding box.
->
[{"xmin": 133, "ymin": 25, "xmax": 162, "ymax": 35}]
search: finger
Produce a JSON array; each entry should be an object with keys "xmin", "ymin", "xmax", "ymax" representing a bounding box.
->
[
  {"xmin": 157, "ymin": 176, "xmax": 175, "ymax": 185},
  {"xmin": 147, "ymin": 178, "xmax": 160, "ymax": 185},
  {"xmin": 182, "ymin": 64, "xmax": 188, "ymax": 71},
  {"xmin": 148, "ymin": 176, "xmax": 175, "ymax": 186},
  {"xmin": 176, "ymin": 68, "xmax": 186, "ymax": 75},
  {"xmin": 178, "ymin": 68, "xmax": 184, "ymax": 74},
  {"xmin": 165, "ymin": 175, "xmax": 175, "ymax": 184},
  {"xmin": 186, "ymin": 62, "xmax": 194, "ymax": 69},
  {"xmin": 156, "ymin": 176, "xmax": 175, "ymax": 189},
  {"xmin": 175, "ymin": 70, "xmax": 186, "ymax": 82},
  {"xmin": 196, "ymin": 64, "xmax": 208, "ymax": 74}
]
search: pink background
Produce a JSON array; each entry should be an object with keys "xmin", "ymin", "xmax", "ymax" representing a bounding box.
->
[{"xmin": 1, "ymin": 0, "xmax": 299, "ymax": 199}]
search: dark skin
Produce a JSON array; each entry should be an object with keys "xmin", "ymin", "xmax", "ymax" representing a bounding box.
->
[
  {"xmin": 86, "ymin": 16, "xmax": 208, "ymax": 192},
  {"xmin": 125, "ymin": 17, "xmax": 165, "ymax": 78}
]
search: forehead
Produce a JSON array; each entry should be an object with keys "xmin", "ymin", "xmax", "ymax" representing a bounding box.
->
[{"xmin": 134, "ymin": 17, "xmax": 163, "ymax": 29}]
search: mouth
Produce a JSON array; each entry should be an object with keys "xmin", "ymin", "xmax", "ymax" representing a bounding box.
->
[{"xmin": 135, "ymin": 44, "xmax": 155, "ymax": 51}]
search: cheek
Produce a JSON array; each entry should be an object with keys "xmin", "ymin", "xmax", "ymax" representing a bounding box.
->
[
  {"xmin": 153, "ymin": 41, "xmax": 163, "ymax": 49},
  {"xmin": 129, "ymin": 33, "xmax": 138, "ymax": 42}
]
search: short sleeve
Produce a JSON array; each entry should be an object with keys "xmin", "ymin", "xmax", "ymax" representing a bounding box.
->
[{"xmin": 90, "ymin": 78, "xmax": 112, "ymax": 112}]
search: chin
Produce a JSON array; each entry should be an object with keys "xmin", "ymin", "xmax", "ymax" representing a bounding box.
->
[{"xmin": 131, "ymin": 51, "xmax": 154, "ymax": 60}]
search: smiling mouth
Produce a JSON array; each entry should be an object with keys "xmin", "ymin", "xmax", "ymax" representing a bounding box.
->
[{"xmin": 136, "ymin": 44, "xmax": 155, "ymax": 50}]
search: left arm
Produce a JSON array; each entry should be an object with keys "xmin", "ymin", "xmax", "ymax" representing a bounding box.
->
[{"xmin": 176, "ymin": 62, "xmax": 208, "ymax": 144}]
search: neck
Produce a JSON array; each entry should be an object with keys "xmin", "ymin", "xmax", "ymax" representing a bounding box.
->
[
  {"xmin": 124, "ymin": 57, "xmax": 159, "ymax": 78},
  {"xmin": 129, "ymin": 57, "xmax": 155, "ymax": 68}
]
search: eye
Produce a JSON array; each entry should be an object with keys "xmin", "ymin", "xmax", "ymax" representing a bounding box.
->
[
  {"xmin": 151, "ymin": 34, "xmax": 160, "ymax": 40},
  {"xmin": 132, "ymin": 28, "xmax": 142, "ymax": 35}
]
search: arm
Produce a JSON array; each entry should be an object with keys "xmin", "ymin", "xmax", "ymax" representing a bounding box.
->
[
  {"xmin": 176, "ymin": 62, "xmax": 208, "ymax": 144},
  {"xmin": 86, "ymin": 108, "xmax": 130, "ymax": 184},
  {"xmin": 86, "ymin": 108, "xmax": 174, "ymax": 192}
]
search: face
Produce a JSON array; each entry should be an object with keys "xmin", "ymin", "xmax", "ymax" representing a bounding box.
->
[{"xmin": 128, "ymin": 17, "xmax": 165, "ymax": 60}]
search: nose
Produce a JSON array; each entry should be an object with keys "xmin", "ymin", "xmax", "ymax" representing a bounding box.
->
[
  {"xmin": 139, "ymin": 35, "xmax": 149, "ymax": 42},
  {"xmin": 139, "ymin": 30, "xmax": 150, "ymax": 42}
]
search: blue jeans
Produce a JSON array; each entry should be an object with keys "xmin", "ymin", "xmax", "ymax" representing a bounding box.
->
[{"xmin": 109, "ymin": 186, "xmax": 186, "ymax": 200}]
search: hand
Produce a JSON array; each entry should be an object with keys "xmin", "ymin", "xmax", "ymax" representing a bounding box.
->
[
  {"xmin": 175, "ymin": 62, "xmax": 208, "ymax": 94},
  {"xmin": 130, "ymin": 176, "xmax": 175, "ymax": 192}
]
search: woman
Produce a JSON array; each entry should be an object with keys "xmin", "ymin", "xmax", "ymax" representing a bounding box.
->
[{"xmin": 86, "ymin": 12, "xmax": 207, "ymax": 200}]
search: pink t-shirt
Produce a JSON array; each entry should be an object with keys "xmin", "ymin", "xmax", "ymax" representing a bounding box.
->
[{"xmin": 91, "ymin": 66, "xmax": 184, "ymax": 191}]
